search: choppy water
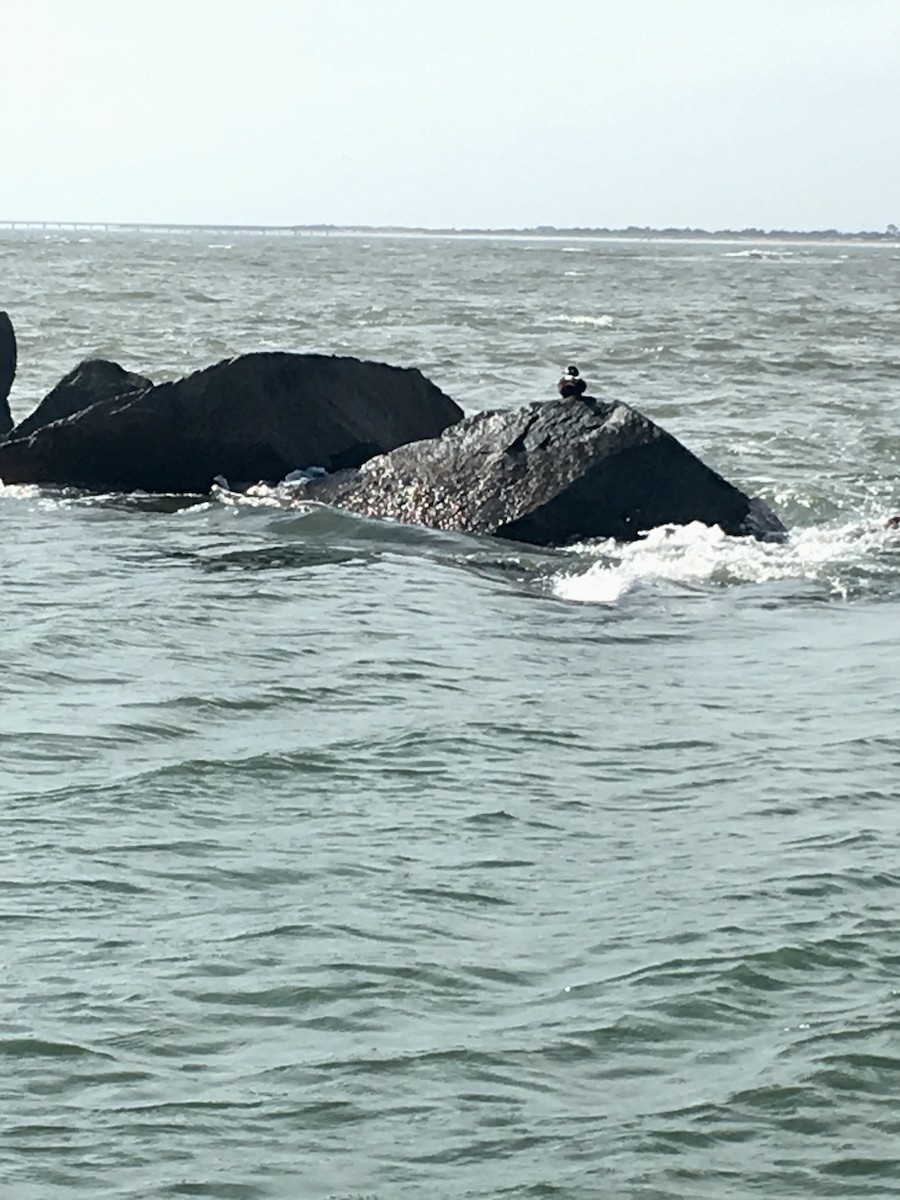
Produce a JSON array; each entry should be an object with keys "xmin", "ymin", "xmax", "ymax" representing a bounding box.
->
[{"xmin": 2, "ymin": 231, "xmax": 900, "ymax": 1199}]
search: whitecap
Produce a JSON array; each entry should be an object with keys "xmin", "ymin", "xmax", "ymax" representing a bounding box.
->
[
  {"xmin": 723, "ymin": 248, "xmax": 794, "ymax": 260},
  {"xmin": 551, "ymin": 314, "xmax": 614, "ymax": 328}
]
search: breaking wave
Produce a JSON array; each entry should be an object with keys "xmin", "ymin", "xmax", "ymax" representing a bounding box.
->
[
  {"xmin": 551, "ymin": 313, "xmax": 615, "ymax": 328},
  {"xmin": 723, "ymin": 248, "xmax": 795, "ymax": 260},
  {"xmin": 552, "ymin": 517, "xmax": 900, "ymax": 604}
]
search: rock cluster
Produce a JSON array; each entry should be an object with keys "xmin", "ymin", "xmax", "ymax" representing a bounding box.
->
[
  {"xmin": 0, "ymin": 349, "xmax": 463, "ymax": 494},
  {"xmin": 0, "ymin": 314, "xmax": 785, "ymax": 544}
]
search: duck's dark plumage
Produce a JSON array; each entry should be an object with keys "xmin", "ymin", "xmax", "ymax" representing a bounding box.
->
[{"xmin": 557, "ymin": 365, "xmax": 587, "ymax": 398}]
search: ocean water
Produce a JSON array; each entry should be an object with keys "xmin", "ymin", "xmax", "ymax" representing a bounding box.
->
[{"xmin": 2, "ymin": 231, "xmax": 900, "ymax": 1199}]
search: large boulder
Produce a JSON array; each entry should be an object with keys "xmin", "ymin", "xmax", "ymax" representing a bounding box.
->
[
  {"xmin": 12, "ymin": 359, "xmax": 153, "ymax": 440},
  {"xmin": 293, "ymin": 394, "xmax": 786, "ymax": 544},
  {"xmin": 0, "ymin": 352, "xmax": 464, "ymax": 493},
  {"xmin": 0, "ymin": 311, "xmax": 16, "ymax": 440}
]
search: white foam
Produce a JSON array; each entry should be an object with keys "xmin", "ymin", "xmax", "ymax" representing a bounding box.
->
[
  {"xmin": 723, "ymin": 248, "xmax": 794, "ymax": 260},
  {"xmin": 209, "ymin": 465, "xmax": 328, "ymax": 505},
  {"xmin": 552, "ymin": 518, "xmax": 900, "ymax": 604},
  {"xmin": 212, "ymin": 480, "xmax": 287, "ymax": 508},
  {"xmin": 0, "ymin": 481, "xmax": 41, "ymax": 501},
  {"xmin": 551, "ymin": 313, "xmax": 614, "ymax": 328}
]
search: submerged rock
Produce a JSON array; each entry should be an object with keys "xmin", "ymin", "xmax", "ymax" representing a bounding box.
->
[
  {"xmin": 0, "ymin": 311, "xmax": 16, "ymax": 439},
  {"xmin": 294, "ymin": 394, "xmax": 786, "ymax": 545},
  {"xmin": 0, "ymin": 351, "xmax": 464, "ymax": 493}
]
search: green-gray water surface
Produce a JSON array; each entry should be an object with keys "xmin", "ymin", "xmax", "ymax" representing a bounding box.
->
[{"xmin": 2, "ymin": 232, "xmax": 900, "ymax": 1199}]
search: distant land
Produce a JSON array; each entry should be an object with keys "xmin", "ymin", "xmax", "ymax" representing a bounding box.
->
[{"xmin": 0, "ymin": 219, "xmax": 898, "ymax": 242}]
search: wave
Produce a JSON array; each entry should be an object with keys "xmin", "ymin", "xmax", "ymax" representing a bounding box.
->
[
  {"xmin": 550, "ymin": 313, "xmax": 614, "ymax": 328},
  {"xmin": 552, "ymin": 516, "xmax": 900, "ymax": 604},
  {"xmin": 184, "ymin": 290, "xmax": 223, "ymax": 304},
  {"xmin": 209, "ymin": 493, "xmax": 900, "ymax": 607},
  {"xmin": 723, "ymin": 249, "xmax": 795, "ymax": 260},
  {"xmin": 5, "ymin": 479, "xmax": 899, "ymax": 607}
]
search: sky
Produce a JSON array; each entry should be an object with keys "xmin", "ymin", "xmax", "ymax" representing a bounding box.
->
[{"xmin": 1, "ymin": 0, "xmax": 898, "ymax": 232}]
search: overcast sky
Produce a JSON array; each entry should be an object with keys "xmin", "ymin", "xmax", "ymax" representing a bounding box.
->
[{"xmin": 1, "ymin": 0, "xmax": 898, "ymax": 231}]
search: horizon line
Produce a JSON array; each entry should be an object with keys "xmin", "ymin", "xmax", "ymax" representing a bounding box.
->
[{"xmin": 0, "ymin": 219, "xmax": 898, "ymax": 241}]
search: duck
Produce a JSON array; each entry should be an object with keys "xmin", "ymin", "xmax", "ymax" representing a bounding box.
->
[{"xmin": 557, "ymin": 364, "xmax": 587, "ymax": 399}]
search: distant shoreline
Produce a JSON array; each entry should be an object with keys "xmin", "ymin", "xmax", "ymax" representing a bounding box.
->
[{"xmin": 0, "ymin": 219, "xmax": 897, "ymax": 244}]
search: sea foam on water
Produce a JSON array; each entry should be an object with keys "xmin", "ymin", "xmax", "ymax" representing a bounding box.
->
[{"xmin": 553, "ymin": 515, "xmax": 900, "ymax": 604}]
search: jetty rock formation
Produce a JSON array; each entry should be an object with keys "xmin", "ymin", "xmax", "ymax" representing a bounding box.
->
[
  {"xmin": 291, "ymin": 394, "xmax": 787, "ymax": 544},
  {"xmin": 0, "ymin": 311, "xmax": 16, "ymax": 439},
  {"xmin": 0, "ymin": 351, "xmax": 464, "ymax": 494},
  {"xmin": 0, "ymin": 323, "xmax": 784, "ymax": 544}
]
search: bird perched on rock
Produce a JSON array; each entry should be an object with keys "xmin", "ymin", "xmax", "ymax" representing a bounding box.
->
[{"xmin": 557, "ymin": 364, "xmax": 587, "ymax": 399}]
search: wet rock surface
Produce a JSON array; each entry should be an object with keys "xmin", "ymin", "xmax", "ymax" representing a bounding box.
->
[
  {"xmin": 0, "ymin": 329, "xmax": 784, "ymax": 544},
  {"xmin": 294, "ymin": 395, "xmax": 786, "ymax": 545}
]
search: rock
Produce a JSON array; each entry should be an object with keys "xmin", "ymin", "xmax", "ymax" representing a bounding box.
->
[
  {"xmin": 0, "ymin": 351, "xmax": 464, "ymax": 493},
  {"xmin": 0, "ymin": 311, "xmax": 16, "ymax": 440},
  {"xmin": 12, "ymin": 359, "xmax": 153, "ymax": 440},
  {"xmin": 294, "ymin": 394, "xmax": 786, "ymax": 545}
]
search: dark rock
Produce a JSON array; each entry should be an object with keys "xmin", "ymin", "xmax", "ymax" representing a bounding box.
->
[
  {"xmin": 13, "ymin": 359, "xmax": 153, "ymax": 440},
  {"xmin": 0, "ymin": 352, "xmax": 464, "ymax": 493},
  {"xmin": 294, "ymin": 394, "xmax": 786, "ymax": 545},
  {"xmin": 0, "ymin": 311, "xmax": 16, "ymax": 440}
]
